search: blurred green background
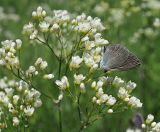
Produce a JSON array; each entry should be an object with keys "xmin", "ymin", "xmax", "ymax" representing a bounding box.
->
[{"xmin": 0, "ymin": 0, "xmax": 160, "ymax": 131}]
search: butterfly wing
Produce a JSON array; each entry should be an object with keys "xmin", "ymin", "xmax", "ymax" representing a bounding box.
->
[
  {"xmin": 101, "ymin": 44, "xmax": 129, "ymax": 70},
  {"xmin": 131, "ymin": 113, "xmax": 144, "ymax": 128},
  {"xmin": 117, "ymin": 52, "xmax": 141, "ymax": 71}
]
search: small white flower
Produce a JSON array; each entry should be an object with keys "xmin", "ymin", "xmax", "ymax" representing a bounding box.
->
[
  {"xmin": 82, "ymin": 36, "xmax": 89, "ymax": 42},
  {"xmin": 141, "ymin": 124, "xmax": 146, "ymax": 128},
  {"xmin": 30, "ymin": 30, "xmax": 38, "ymax": 40},
  {"xmin": 146, "ymin": 114, "xmax": 154, "ymax": 124},
  {"xmin": 13, "ymin": 95, "xmax": 20, "ymax": 104},
  {"xmin": 126, "ymin": 81, "xmax": 136, "ymax": 92},
  {"xmin": 53, "ymin": 10, "xmax": 70, "ymax": 23},
  {"xmin": 50, "ymin": 23, "xmax": 59, "ymax": 32},
  {"xmin": 96, "ymin": 99, "xmax": 101, "ymax": 105},
  {"xmin": 15, "ymin": 39, "xmax": 22, "ymax": 49},
  {"xmin": 13, "ymin": 117, "xmax": 20, "ymax": 126},
  {"xmin": 128, "ymin": 96, "xmax": 142, "ymax": 108},
  {"xmin": 35, "ymin": 57, "xmax": 43, "ymax": 66},
  {"xmin": 112, "ymin": 76, "xmax": 125, "ymax": 87},
  {"xmin": 153, "ymin": 18, "xmax": 160, "ymax": 28},
  {"xmin": 151, "ymin": 122, "xmax": 157, "ymax": 128},
  {"xmin": 39, "ymin": 21, "xmax": 50, "ymax": 32},
  {"xmin": 55, "ymin": 76, "xmax": 69, "ymax": 90},
  {"xmin": 5, "ymin": 88, "xmax": 14, "ymax": 97},
  {"xmin": 107, "ymin": 96, "xmax": 116, "ymax": 106},
  {"xmin": 97, "ymin": 80, "xmax": 103, "ymax": 88},
  {"xmin": 40, "ymin": 61, "xmax": 48, "ymax": 70},
  {"xmin": 43, "ymin": 74, "xmax": 54, "ymax": 80},
  {"xmin": 92, "ymin": 96, "xmax": 97, "ymax": 103},
  {"xmin": 23, "ymin": 22, "xmax": 34, "ymax": 35},
  {"xmin": 85, "ymin": 41, "xmax": 95, "ymax": 50},
  {"xmin": 97, "ymin": 88, "xmax": 104, "ymax": 97},
  {"xmin": 74, "ymin": 74, "xmax": 85, "ymax": 84},
  {"xmin": 118, "ymin": 87, "xmax": 129, "ymax": 99},
  {"xmin": 58, "ymin": 93, "xmax": 63, "ymax": 101},
  {"xmin": 24, "ymin": 106, "xmax": 35, "ymax": 116},
  {"xmin": 80, "ymin": 83, "xmax": 85, "ymax": 91},
  {"xmin": 34, "ymin": 99, "xmax": 42, "ymax": 107},
  {"xmin": 100, "ymin": 94, "xmax": 108, "ymax": 103},
  {"xmin": 107, "ymin": 109, "xmax": 113, "ymax": 113},
  {"xmin": 91, "ymin": 81, "xmax": 96, "ymax": 88},
  {"xmin": 70, "ymin": 56, "xmax": 83, "ymax": 69}
]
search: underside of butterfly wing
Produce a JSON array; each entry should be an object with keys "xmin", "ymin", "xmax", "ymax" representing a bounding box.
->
[
  {"xmin": 101, "ymin": 44, "xmax": 129, "ymax": 70},
  {"xmin": 116, "ymin": 52, "xmax": 141, "ymax": 71}
]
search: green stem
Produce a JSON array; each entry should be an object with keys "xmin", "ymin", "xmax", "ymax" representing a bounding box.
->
[{"xmin": 77, "ymin": 93, "xmax": 82, "ymax": 122}]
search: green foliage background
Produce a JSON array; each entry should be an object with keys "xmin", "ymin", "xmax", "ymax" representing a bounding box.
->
[{"xmin": 0, "ymin": 0, "xmax": 160, "ymax": 131}]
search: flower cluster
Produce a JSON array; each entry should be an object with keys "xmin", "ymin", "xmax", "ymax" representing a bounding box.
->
[
  {"xmin": 0, "ymin": 6, "xmax": 147, "ymax": 131},
  {"xmin": 0, "ymin": 39, "xmax": 22, "ymax": 69},
  {"xmin": 113, "ymin": 76, "xmax": 142, "ymax": 108},
  {"xmin": 23, "ymin": 7, "xmax": 109, "ymax": 70},
  {"xmin": 0, "ymin": 77, "xmax": 42, "ymax": 129},
  {"xmin": 25, "ymin": 57, "xmax": 48, "ymax": 77},
  {"xmin": 92, "ymin": 80, "xmax": 116, "ymax": 108},
  {"xmin": 142, "ymin": 114, "xmax": 160, "ymax": 131}
]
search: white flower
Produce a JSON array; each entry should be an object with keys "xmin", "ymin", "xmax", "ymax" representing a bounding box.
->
[
  {"xmin": 83, "ymin": 53, "xmax": 95, "ymax": 67},
  {"xmin": 82, "ymin": 36, "xmax": 89, "ymax": 42},
  {"xmin": 146, "ymin": 114, "xmax": 154, "ymax": 124},
  {"xmin": 97, "ymin": 80, "xmax": 103, "ymax": 88},
  {"xmin": 128, "ymin": 96, "xmax": 142, "ymax": 108},
  {"xmin": 35, "ymin": 57, "xmax": 43, "ymax": 66},
  {"xmin": 40, "ymin": 61, "xmax": 48, "ymax": 70},
  {"xmin": 107, "ymin": 109, "xmax": 113, "ymax": 113},
  {"xmin": 153, "ymin": 18, "xmax": 160, "ymax": 28},
  {"xmin": 97, "ymin": 88, "xmax": 104, "ymax": 97},
  {"xmin": 30, "ymin": 30, "xmax": 38, "ymax": 40},
  {"xmin": 8, "ymin": 103, "xmax": 14, "ymax": 113},
  {"xmin": 50, "ymin": 23, "xmax": 59, "ymax": 32},
  {"xmin": 100, "ymin": 94, "xmax": 108, "ymax": 103},
  {"xmin": 70, "ymin": 56, "xmax": 83, "ymax": 69},
  {"xmin": 94, "ymin": 33, "xmax": 109, "ymax": 46},
  {"xmin": 55, "ymin": 76, "xmax": 69, "ymax": 90},
  {"xmin": 141, "ymin": 124, "xmax": 146, "ymax": 128},
  {"xmin": 32, "ymin": 6, "xmax": 46, "ymax": 18},
  {"xmin": 43, "ymin": 74, "xmax": 54, "ymax": 80},
  {"xmin": 80, "ymin": 83, "xmax": 85, "ymax": 92},
  {"xmin": 34, "ymin": 99, "xmax": 42, "ymax": 107},
  {"xmin": 58, "ymin": 93, "xmax": 63, "ymax": 101},
  {"xmin": 74, "ymin": 74, "xmax": 85, "ymax": 84},
  {"xmin": 76, "ymin": 22, "xmax": 91, "ymax": 33},
  {"xmin": 112, "ymin": 76, "xmax": 125, "ymax": 87},
  {"xmin": 92, "ymin": 96, "xmax": 97, "ymax": 103},
  {"xmin": 5, "ymin": 88, "xmax": 14, "ymax": 97},
  {"xmin": 26, "ymin": 66, "xmax": 37, "ymax": 76},
  {"xmin": 53, "ymin": 10, "xmax": 70, "ymax": 24},
  {"xmin": 91, "ymin": 81, "xmax": 96, "ymax": 88},
  {"xmin": 39, "ymin": 21, "xmax": 50, "ymax": 32},
  {"xmin": 13, "ymin": 95, "xmax": 20, "ymax": 104},
  {"xmin": 151, "ymin": 122, "xmax": 157, "ymax": 127},
  {"xmin": 126, "ymin": 81, "xmax": 136, "ymax": 92},
  {"xmin": 24, "ymin": 106, "xmax": 35, "ymax": 116},
  {"xmin": 15, "ymin": 39, "xmax": 22, "ymax": 49},
  {"xmin": 85, "ymin": 41, "xmax": 95, "ymax": 50},
  {"xmin": 90, "ymin": 17, "xmax": 105, "ymax": 31},
  {"xmin": 23, "ymin": 22, "xmax": 34, "ymax": 35},
  {"xmin": 118, "ymin": 87, "xmax": 129, "ymax": 99},
  {"xmin": 107, "ymin": 96, "xmax": 116, "ymax": 106},
  {"xmin": 13, "ymin": 117, "xmax": 20, "ymax": 126}
]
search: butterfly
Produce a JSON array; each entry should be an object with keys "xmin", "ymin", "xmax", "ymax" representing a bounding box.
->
[
  {"xmin": 100, "ymin": 44, "xmax": 141, "ymax": 71},
  {"xmin": 130, "ymin": 113, "xmax": 144, "ymax": 128}
]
